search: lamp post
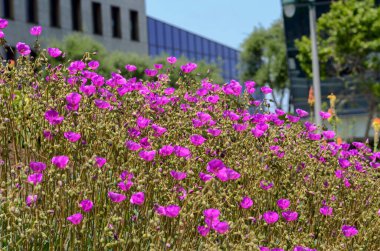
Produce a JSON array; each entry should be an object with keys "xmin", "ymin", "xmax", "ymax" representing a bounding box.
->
[{"xmin": 282, "ymin": 0, "xmax": 322, "ymax": 128}]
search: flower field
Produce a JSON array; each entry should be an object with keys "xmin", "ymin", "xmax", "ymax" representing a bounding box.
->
[{"xmin": 0, "ymin": 20, "xmax": 379, "ymax": 250}]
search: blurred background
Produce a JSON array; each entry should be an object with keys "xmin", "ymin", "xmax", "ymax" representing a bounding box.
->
[{"xmin": 0, "ymin": 0, "xmax": 379, "ymax": 142}]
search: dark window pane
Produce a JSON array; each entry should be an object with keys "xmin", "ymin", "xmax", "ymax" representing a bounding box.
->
[
  {"xmin": 5, "ymin": 46, "xmax": 15, "ymax": 60},
  {"xmin": 50, "ymin": 0, "xmax": 60, "ymax": 27},
  {"xmin": 111, "ymin": 6, "xmax": 122, "ymax": 38},
  {"xmin": 130, "ymin": 10, "xmax": 139, "ymax": 41},
  {"xmin": 180, "ymin": 30, "xmax": 188, "ymax": 51},
  {"xmin": 3, "ymin": 0, "xmax": 14, "ymax": 19},
  {"xmin": 202, "ymin": 38, "xmax": 209, "ymax": 55},
  {"xmin": 92, "ymin": 2, "xmax": 102, "ymax": 35},
  {"xmin": 173, "ymin": 28, "xmax": 180, "ymax": 49},
  {"xmin": 71, "ymin": 0, "xmax": 82, "ymax": 31},
  {"xmin": 195, "ymin": 36, "xmax": 202, "ymax": 53},
  {"xmin": 147, "ymin": 18, "xmax": 156, "ymax": 45},
  {"xmin": 156, "ymin": 21, "xmax": 164, "ymax": 46},
  {"xmin": 26, "ymin": 0, "xmax": 38, "ymax": 24},
  {"xmin": 188, "ymin": 33, "xmax": 195, "ymax": 52},
  {"xmin": 210, "ymin": 42, "xmax": 216, "ymax": 56}
]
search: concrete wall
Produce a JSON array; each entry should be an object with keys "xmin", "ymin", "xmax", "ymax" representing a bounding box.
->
[{"xmin": 0, "ymin": 0, "xmax": 148, "ymax": 55}]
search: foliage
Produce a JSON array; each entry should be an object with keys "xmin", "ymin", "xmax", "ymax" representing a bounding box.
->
[
  {"xmin": 0, "ymin": 21, "xmax": 380, "ymax": 251},
  {"xmin": 241, "ymin": 20, "xmax": 289, "ymax": 109},
  {"xmin": 295, "ymin": 0, "xmax": 380, "ymax": 136}
]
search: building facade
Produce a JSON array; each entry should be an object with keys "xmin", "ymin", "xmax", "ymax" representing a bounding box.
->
[
  {"xmin": 282, "ymin": 0, "xmax": 378, "ymax": 138},
  {"xmin": 0, "ymin": 0, "xmax": 148, "ymax": 55},
  {"xmin": 147, "ymin": 17, "xmax": 240, "ymax": 81}
]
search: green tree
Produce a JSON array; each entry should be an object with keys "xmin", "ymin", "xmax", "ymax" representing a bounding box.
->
[
  {"xmin": 295, "ymin": 0, "xmax": 380, "ymax": 137},
  {"xmin": 241, "ymin": 20, "xmax": 289, "ymax": 109}
]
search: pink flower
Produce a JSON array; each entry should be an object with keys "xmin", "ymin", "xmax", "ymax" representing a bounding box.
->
[
  {"xmin": 203, "ymin": 208, "xmax": 220, "ymax": 219},
  {"xmin": 159, "ymin": 145, "xmax": 174, "ymax": 156},
  {"xmin": 145, "ymin": 69, "xmax": 158, "ymax": 77},
  {"xmin": 125, "ymin": 64, "xmax": 137, "ymax": 72},
  {"xmin": 154, "ymin": 64, "xmax": 163, "ymax": 69},
  {"xmin": 130, "ymin": 192, "xmax": 145, "ymax": 205},
  {"xmin": 190, "ymin": 134, "xmax": 206, "ymax": 146},
  {"xmin": 66, "ymin": 92, "xmax": 82, "ymax": 111},
  {"xmin": 261, "ymin": 86, "xmax": 272, "ymax": 94},
  {"xmin": 51, "ymin": 155, "xmax": 69, "ymax": 169},
  {"xmin": 79, "ymin": 200, "xmax": 93, "ymax": 212},
  {"xmin": 0, "ymin": 30, "xmax": 5, "ymax": 38},
  {"xmin": 174, "ymin": 146, "xmax": 191, "ymax": 158},
  {"xmin": 282, "ymin": 211, "xmax": 298, "ymax": 221},
  {"xmin": 240, "ymin": 196, "xmax": 253, "ymax": 209},
  {"xmin": 277, "ymin": 199, "xmax": 290, "ymax": 210},
  {"xmin": 341, "ymin": 225, "xmax": 358, "ymax": 237},
  {"xmin": 251, "ymin": 128, "xmax": 264, "ymax": 138},
  {"xmin": 167, "ymin": 56, "xmax": 177, "ymax": 64},
  {"xmin": 136, "ymin": 116, "xmax": 151, "ymax": 128},
  {"xmin": 64, "ymin": 131, "xmax": 81, "ymax": 143},
  {"xmin": 320, "ymin": 206, "xmax": 333, "ymax": 216},
  {"xmin": 108, "ymin": 191, "xmax": 126, "ymax": 203},
  {"xmin": 47, "ymin": 48, "xmax": 62, "ymax": 58},
  {"xmin": 222, "ymin": 80, "xmax": 242, "ymax": 96},
  {"xmin": 263, "ymin": 211, "xmax": 279, "ymax": 224},
  {"xmin": 44, "ymin": 109, "xmax": 64, "ymax": 125},
  {"xmin": 180, "ymin": 62, "xmax": 197, "ymax": 73},
  {"xmin": 206, "ymin": 159, "xmax": 225, "ymax": 173},
  {"xmin": 95, "ymin": 156, "xmax": 106, "ymax": 168},
  {"xmin": 27, "ymin": 173, "xmax": 43, "ymax": 185},
  {"xmin": 320, "ymin": 111, "xmax": 331, "ymax": 120},
  {"xmin": 213, "ymin": 221, "xmax": 229, "ymax": 234},
  {"xmin": 197, "ymin": 226, "xmax": 210, "ymax": 236},
  {"xmin": 29, "ymin": 161, "xmax": 46, "ymax": 172},
  {"xmin": 155, "ymin": 204, "xmax": 181, "ymax": 218},
  {"xmin": 88, "ymin": 60, "xmax": 100, "ymax": 70},
  {"xmin": 29, "ymin": 26, "xmax": 42, "ymax": 36},
  {"xmin": 245, "ymin": 81, "xmax": 256, "ymax": 94},
  {"xmin": 67, "ymin": 213, "xmax": 83, "ymax": 225},
  {"xmin": 170, "ymin": 170, "xmax": 187, "ymax": 180},
  {"xmin": 151, "ymin": 124, "xmax": 167, "ymax": 137},
  {"xmin": 94, "ymin": 99, "xmax": 112, "ymax": 110},
  {"xmin": 207, "ymin": 128, "xmax": 222, "ymax": 137},
  {"xmin": 139, "ymin": 150, "xmax": 156, "ymax": 162},
  {"xmin": 260, "ymin": 180, "xmax": 274, "ymax": 190},
  {"xmin": 16, "ymin": 42, "xmax": 31, "ymax": 56},
  {"xmin": 118, "ymin": 181, "xmax": 133, "ymax": 191},
  {"xmin": 0, "ymin": 18, "xmax": 8, "ymax": 29},
  {"xmin": 126, "ymin": 140, "xmax": 141, "ymax": 151},
  {"xmin": 296, "ymin": 108, "xmax": 309, "ymax": 117},
  {"xmin": 199, "ymin": 172, "xmax": 213, "ymax": 182},
  {"xmin": 322, "ymin": 130, "xmax": 335, "ymax": 140},
  {"xmin": 26, "ymin": 195, "xmax": 38, "ymax": 206},
  {"xmin": 286, "ymin": 114, "xmax": 300, "ymax": 123}
]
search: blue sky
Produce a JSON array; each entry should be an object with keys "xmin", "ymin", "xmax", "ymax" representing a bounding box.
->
[{"xmin": 146, "ymin": 0, "xmax": 282, "ymax": 50}]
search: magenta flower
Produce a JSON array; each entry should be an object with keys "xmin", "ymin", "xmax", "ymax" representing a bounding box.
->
[
  {"xmin": 245, "ymin": 80, "xmax": 256, "ymax": 94},
  {"xmin": 27, "ymin": 173, "xmax": 43, "ymax": 185},
  {"xmin": 213, "ymin": 221, "xmax": 229, "ymax": 234},
  {"xmin": 342, "ymin": 225, "xmax": 358, "ymax": 237},
  {"xmin": 164, "ymin": 87, "xmax": 175, "ymax": 95},
  {"xmin": 159, "ymin": 145, "xmax": 174, "ymax": 156},
  {"xmin": 0, "ymin": 30, "xmax": 4, "ymax": 38},
  {"xmin": 126, "ymin": 140, "xmax": 141, "ymax": 151},
  {"xmin": 88, "ymin": 60, "xmax": 99, "ymax": 70},
  {"xmin": 125, "ymin": 64, "xmax": 137, "ymax": 72},
  {"xmin": 240, "ymin": 196, "xmax": 254, "ymax": 209},
  {"xmin": 29, "ymin": 26, "xmax": 42, "ymax": 36},
  {"xmin": 130, "ymin": 192, "xmax": 145, "ymax": 205},
  {"xmin": 167, "ymin": 56, "xmax": 177, "ymax": 64},
  {"xmin": 296, "ymin": 108, "xmax": 309, "ymax": 117},
  {"xmin": 190, "ymin": 134, "xmax": 206, "ymax": 146},
  {"xmin": 51, "ymin": 155, "xmax": 69, "ymax": 169},
  {"xmin": 199, "ymin": 172, "xmax": 213, "ymax": 182},
  {"xmin": 26, "ymin": 195, "xmax": 38, "ymax": 206},
  {"xmin": 207, "ymin": 128, "xmax": 222, "ymax": 137},
  {"xmin": 151, "ymin": 124, "xmax": 167, "ymax": 137},
  {"xmin": 145, "ymin": 69, "xmax": 158, "ymax": 77},
  {"xmin": 118, "ymin": 180, "xmax": 133, "ymax": 191},
  {"xmin": 154, "ymin": 64, "xmax": 163, "ymax": 69},
  {"xmin": 251, "ymin": 128, "xmax": 264, "ymax": 138},
  {"xmin": 43, "ymin": 130, "xmax": 53, "ymax": 140},
  {"xmin": 180, "ymin": 62, "xmax": 197, "ymax": 73},
  {"xmin": 139, "ymin": 150, "xmax": 156, "ymax": 162},
  {"xmin": 67, "ymin": 213, "xmax": 83, "ymax": 225},
  {"xmin": 197, "ymin": 226, "xmax": 210, "ymax": 236},
  {"xmin": 339, "ymin": 158, "xmax": 351, "ymax": 168},
  {"xmin": 174, "ymin": 146, "xmax": 191, "ymax": 158},
  {"xmin": 320, "ymin": 111, "xmax": 331, "ymax": 120},
  {"xmin": 320, "ymin": 206, "xmax": 333, "ymax": 216},
  {"xmin": 44, "ymin": 109, "xmax": 64, "ymax": 125},
  {"xmin": 156, "ymin": 204, "xmax": 181, "ymax": 218},
  {"xmin": 293, "ymin": 246, "xmax": 317, "ymax": 251},
  {"xmin": 47, "ymin": 48, "xmax": 62, "ymax": 58},
  {"xmin": 0, "ymin": 18, "xmax": 8, "ymax": 29},
  {"xmin": 322, "ymin": 130, "xmax": 335, "ymax": 140},
  {"xmin": 16, "ymin": 42, "xmax": 31, "ymax": 56},
  {"xmin": 64, "ymin": 131, "xmax": 81, "ymax": 143},
  {"xmin": 170, "ymin": 170, "xmax": 187, "ymax": 180},
  {"xmin": 282, "ymin": 211, "xmax": 298, "ymax": 222},
  {"xmin": 222, "ymin": 80, "xmax": 242, "ymax": 96},
  {"xmin": 215, "ymin": 168, "xmax": 240, "ymax": 181},
  {"xmin": 79, "ymin": 200, "xmax": 93, "ymax": 212},
  {"xmin": 263, "ymin": 211, "xmax": 279, "ymax": 224},
  {"xmin": 94, "ymin": 99, "xmax": 112, "ymax": 110},
  {"xmin": 203, "ymin": 208, "xmax": 220, "ymax": 219},
  {"xmin": 95, "ymin": 156, "xmax": 106, "ymax": 168},
  {"xmin": 136, "ymin": 116, "xmax": 151, "ymax": 128},
  {"xmin": 108, "ymin": 191, "xmax": 126, "ymax": 203},
  {"xmin": 261, "ymin": 86, "xmax": 272, "ymax": 94},
  {"xmin": 260, "ymin": 180, "xmax": 274, "ymax": 190},
  {"xmin": 206, "ymin": 159, "xmax": 225, "ymax": 173},
  {"xmin": 30, "ymin": 161, "xmax": 46, "ymax": 172},
  {"xmin": 66, "ymin": 92, "xmax": 82, "ymax": 111},
  {"xmin": 277, "ymin": 199, "xmax": 290, "ymax": 210},
  {"xmin": 286, "ymin": 114, "xmax": 300, "ymax": 123}
]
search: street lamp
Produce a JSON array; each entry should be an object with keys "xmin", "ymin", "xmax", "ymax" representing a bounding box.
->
[{"xmin": 282, "ymin": 0, "xmax": 322, "ymax": 128}]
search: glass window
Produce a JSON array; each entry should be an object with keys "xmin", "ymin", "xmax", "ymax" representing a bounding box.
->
[
  {"xmin": 111, "ymin": 6, "xmax": 122, "ymax": 38},
  {"xmin": 156, "ymin": 21, "xmax": 165, "ymax": 46},
  {"xmin": 173, "ymin": 27, "xmax": 180, "ymax": 49},
  {"xmin": 3, "ymin": 0, "xmax": 14, "ymax": 19},
  {"xmin": 202, "ymin": 39, "xmax": 209, "ymax": 56},
  {"xmin": 147, "ymin": 18, "xmax": 156, "ymax": 46},
  {"xmin": 130, "ymin": 10, "xmax": 139, "ymax": 41},
  {"xmin": 50, "ymin": 0, "xmax": 60, "ymax": 27},
  {"xmin": 195, "ymin": 36, "xmax": 202, "ymax": 53},
  {"xmin": 71, "ymin": 0, "xmax": 82, "ymax": 31},
  {"xmin": 26, "ymin": 0, "xmax": 38, "ymax": 24},
  {"xmin": 210, "ymin": 42, "xmax": 216, "ymax": 56},
  {"xmin": 92, "ymin": 2, "xmax": 102, "ymax": 35},
  {"xmin": 216, "ymin": 44, "xmax": 223, "ymax": 58},
  {"xmin": 164, "ymin": 25, "xmax": 173, "ymax": 48},
  {"xmin": 188, "ymin": 33, "xmax": 195, "ymax": 52},
  {"xmin": 180, "ymin": 31, "xmax": 188, "ymax": 51}
]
